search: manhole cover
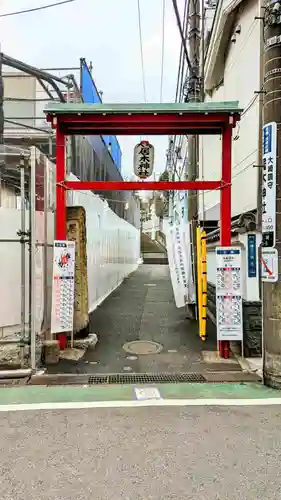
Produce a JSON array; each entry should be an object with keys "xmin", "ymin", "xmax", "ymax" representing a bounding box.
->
[{"xmin": 123, "ymin": 340, "xmax": 163, "ymax": 355}]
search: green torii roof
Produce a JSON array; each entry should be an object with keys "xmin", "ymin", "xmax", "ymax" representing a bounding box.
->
[{"xmin": 44, "ymin": 101, "xmax": 242, "ymax": 115}]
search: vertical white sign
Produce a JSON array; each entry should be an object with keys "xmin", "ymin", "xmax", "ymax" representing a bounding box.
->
[
  {"xmin": 166, "ymin": 222, "xmax": 195, "ymax": 308},
  {"xmin": 216, "ymin": 247, "xmax": 243, "ymax": 341},
  {"xmin": 51, "ymin": 240, "xmax": 76, "ymax": 334},
  {"xmin": 262, "ymin": 122, "xmax": 277, "ymax": 248}
]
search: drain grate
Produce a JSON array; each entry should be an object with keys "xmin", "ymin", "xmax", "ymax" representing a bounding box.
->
[{"xmin": 87, "ymin": 373, "xmax": 206, "ymax": 385}]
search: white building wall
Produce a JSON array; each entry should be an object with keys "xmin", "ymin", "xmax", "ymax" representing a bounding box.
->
[
  {"xmin": 199, "ymin": 0, "xmax": 260, "ymax": 219},
  {"xmin": 3, "ymin": 73, "xmax": 36, "ymax": 128}
]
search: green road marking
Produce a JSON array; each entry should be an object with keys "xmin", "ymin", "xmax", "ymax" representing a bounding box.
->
[
  {"xmin": 159, "ymin": 383, "xmax": 280, "ymax": 400},
  {"xmin": 0, "ymin": 385, "xmax": 134, "ymax": 405},
  {"xmin": 0, "ymin": 382, "xmax": 279, "ymax": 406}
]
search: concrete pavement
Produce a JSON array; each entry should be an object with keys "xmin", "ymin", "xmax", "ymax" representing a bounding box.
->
[
  {"xmin": 47, "ymin": 265, "xmax": 243, "ymax": 376},
  {"xmin": 0, "ymin": 391, "xmax": 281, "ymax": 500}
]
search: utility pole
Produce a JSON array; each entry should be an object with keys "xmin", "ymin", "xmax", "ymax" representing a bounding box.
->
[
  {"xmin": 0, "ymin": 52, "xmax": 4, "ymax": 207},
  {"xmin": 186, "ymin": 0, "xmax": 201, "ymax": 206},
  {"xmin": 0, "ymin": 52, "xmax": 3, "ymax": 146},
  {"xmin": 185, "ymin": 0, "xmax": 201, "ymax": 318},
  {"xmin": 262, "ymin": 0, "xmax": 281, "ymax": 388}
]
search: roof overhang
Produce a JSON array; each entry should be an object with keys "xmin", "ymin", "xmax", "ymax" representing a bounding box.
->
[
  {"xmin": 44, "ymin": 102, "xmax": 242, "ymax": 136},
  {"xmin": 204, "ymin": 0, "xmax": 244, "ymax": 92}
]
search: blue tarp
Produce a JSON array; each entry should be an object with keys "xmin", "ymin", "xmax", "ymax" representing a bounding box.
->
[{"xmin": 80, "ymin": 59, "xmax": 122, "ymax": 171}]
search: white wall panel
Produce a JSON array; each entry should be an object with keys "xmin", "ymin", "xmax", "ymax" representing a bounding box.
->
[{"xmin": 68, "ymin": 176, "xmax": 140, "ymax": 313}]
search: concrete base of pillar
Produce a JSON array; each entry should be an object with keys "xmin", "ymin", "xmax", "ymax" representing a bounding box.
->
[{"xmin": 43, "ymin": 340, "xmax": 60, "ymax": 365}]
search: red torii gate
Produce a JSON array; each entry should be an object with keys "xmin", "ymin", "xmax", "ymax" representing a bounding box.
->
[{"xmin": 44, "ymin": 101, "xmax": 242, "ymax": 358}]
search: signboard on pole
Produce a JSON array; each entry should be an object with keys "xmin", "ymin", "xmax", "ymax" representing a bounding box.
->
[
  {"xmin": 216, "ymin": 247, "xmax": 243, "ymax": 341},
  {"xmin": 51, "ymin": 240, "xmax": 76, "ymax": 334},
  {"xmin": 261, "ymin": 247, "xmax": 278, "ymax": 282},
  {"xmin": 262, "ymin": 122, "xmax": 277, "ymax": 248},
  {"xmin": 247, "ymin": 234, "xmax": 257, "ymax": 278},
  {"xmin": 133, "ymin": 140, "xmax": 154, "ymax": 179}
]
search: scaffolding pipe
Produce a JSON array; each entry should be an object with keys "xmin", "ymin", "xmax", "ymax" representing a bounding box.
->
[
  {"xmin": 28, "ymin": 157, "xmax": 32, "ymax": 349},
  {"xmin": 30, "ymin": 148, "xmax": 37, "ymax": 370},
  {"xmin": 20, "ymin": 157, "xmax": 26, "ymax": 368},
  {"xmin": 2, "ymin": 53, "xmax": 69, "ymax": 101},
  {"xmin": 5, "ymin": 118, "xmax": 54, "ymax": 134},
  {"xmin": 0, "ymin": 339, "xmax": 29, "ymax": 345},
  {"xmin": 0, "ymin": 369, "xmax": 32, "ymax": 379},
  {"xmin": 42, "ymin": 137, "xmax": 51, "ymax": 331}
]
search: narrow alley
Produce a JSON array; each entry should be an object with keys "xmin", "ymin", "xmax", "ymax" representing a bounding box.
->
[{"xmin": 44, "ymin": 264, "xmax": 258, "ymax": 383}]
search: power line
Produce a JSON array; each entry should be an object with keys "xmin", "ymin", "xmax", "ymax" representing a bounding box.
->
[
  {"xmin": 160, "ymin": 0, "xmax": 166, "ymax": 103},
  {"xmin": 137, "ymin": 0, "xmax": 147, "ymax": 102},
  {"xmin": 172, "ymin": 0, "xmax": 193, "ymax": 75},
  {"xmin": 175, "ymin": 0, "xmax": 189, "ymax": 103},
  {"xmin": 0, "ymin": 0, "xmax": 78, "ymax": 18}
]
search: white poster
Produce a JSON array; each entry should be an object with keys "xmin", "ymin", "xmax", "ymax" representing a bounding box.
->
[
  {"xmin": 166, "ymin": 222, "xmax": 195, "ymax": 308},
  {"xmin": 262, "ymin": 122, "xmax": 277, "ymax": 248},
  {"xmin": 216, "ymin": 247, "xmax": 243, "ymax": 341},
  {"xmin": 261, "ymin": 247, "xmax": 278, "ymax": 283},
  {"xmin": 51, "ymin": 240, "xmax": 76, "ymax": 334}
]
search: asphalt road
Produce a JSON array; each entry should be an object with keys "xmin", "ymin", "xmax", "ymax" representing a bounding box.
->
[{"xmin": 1, "ymin": 405, "xmax": 280, "ymax": 499}]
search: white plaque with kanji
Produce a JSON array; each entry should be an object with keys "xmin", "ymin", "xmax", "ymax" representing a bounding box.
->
[
  {"xmin": 215, "ymin": 247, "xmax": 243, "ymax": 341},
  {"xmin": 262, "ymin": 122, "xmax": 277, "ymax": 248},
  {"xmin": 133, "ymin": 140, "xmax": 154, "ymax": 179},
  {"xmin": 51, "ymin": 240, "xmax": 76, "ymax": 334}
]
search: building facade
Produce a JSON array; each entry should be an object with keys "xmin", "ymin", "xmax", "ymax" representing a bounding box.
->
[
  {"xmin": 201, "ymin": 0, "xmax": 262, "ymax": 356},
  {"xmin": 200, "ymin": 0, "xmax": 261, "ymax": 220}
]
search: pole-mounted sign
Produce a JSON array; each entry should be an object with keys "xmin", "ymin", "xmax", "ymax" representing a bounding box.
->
[
  {"xmin": 262, "ymin": 121, "xmax": 277, "ymax": 248},
  {"xmin": 133, "ymin": 140, "xmax": 154, "ymax": 179}
]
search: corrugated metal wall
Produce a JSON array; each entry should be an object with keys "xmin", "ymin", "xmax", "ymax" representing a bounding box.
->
[{"xmin": 72, "ymin": 135, "xmax": 140, "ymax": 227}]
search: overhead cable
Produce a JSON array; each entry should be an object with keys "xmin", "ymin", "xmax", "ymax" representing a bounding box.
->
[
  {"xmin": 175, "ymin": 0, "xmax": 189, "ymax": 103},
  {"xmin": 172, "ymin": 0, "xmax": 193, "ymax": 75},
  {"xmin": 137, "ymin": 0, "xmax": 147, "ymax": 102},
  {"xmin": 0, "ymin": 0, "xmax": 78, "ymax": 18},
  {"xmin": 160, "ymin": 0, "xmax": 166, "ymax": 103}
]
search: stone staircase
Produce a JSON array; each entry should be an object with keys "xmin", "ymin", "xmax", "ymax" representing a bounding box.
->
[{"xmin": 141, "ymin": 232, "xmax": 168, "ymax": 265}]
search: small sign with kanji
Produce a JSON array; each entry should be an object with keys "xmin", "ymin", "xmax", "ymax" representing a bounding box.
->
[
  {"xmin": 262, "ymin": 122, "xmax": 277, "ymax": 248},
  {"xmin": 133, "ymin": 140, "xmax": 154, "ymax": 179}
]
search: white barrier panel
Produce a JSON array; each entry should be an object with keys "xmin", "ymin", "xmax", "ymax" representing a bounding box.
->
[
  {"xmin": 0, "ymin": 208, "xmax": 45, "ymax": 335},
  {"xmin": 68, "ymin": 174, "xmax": 140, "ymax": 314}
]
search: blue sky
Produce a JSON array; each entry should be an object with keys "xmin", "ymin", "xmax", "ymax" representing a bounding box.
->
[{"xmin": 0, "ymin": 0, "xmax": 183, "ymax": 177}]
